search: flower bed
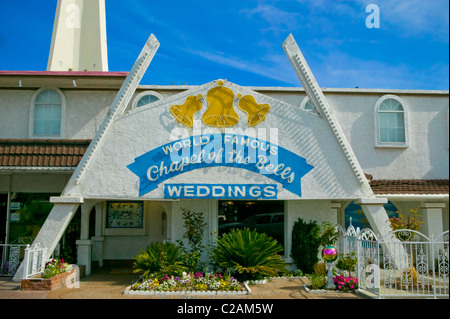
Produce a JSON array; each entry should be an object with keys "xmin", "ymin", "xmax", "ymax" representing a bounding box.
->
[
  {"xmin": 125, "ymin": 272, "xmax": 249, "ymax": 296},
  {"xmin": 21, "ymin": 259, "xmax": 74, "ymax": 291},
  {"xmin": 302, "ymin": 275, "xmax": 358, "ymax": 294},
  {"xmin": 21, "ymin": 269, "xmax": 74, "ymax": 291},
  {"xmin": 333, "ymin": 275, "xmax": 358, "ymax": 292}
]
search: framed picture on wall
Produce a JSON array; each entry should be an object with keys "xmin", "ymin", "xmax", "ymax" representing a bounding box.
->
[{"xmin": 106, "ymin": 201, "xmax": 144, "ymax": 229}]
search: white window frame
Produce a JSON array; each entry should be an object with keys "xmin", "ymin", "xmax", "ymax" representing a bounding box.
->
[
  {"xmin": 374, "ymin": 94, "xmax": 409, "ymax": 148},
  {"xmin": 132, "ymin": 90, "xmax": 164, "ymax": 109},
  {"xmin": 299, "ymin": 96, "xmax": 321, "ymax": 116},
  {"xmin": 29, "ymin": 87, "xmax": 66, "ymax": 139}
]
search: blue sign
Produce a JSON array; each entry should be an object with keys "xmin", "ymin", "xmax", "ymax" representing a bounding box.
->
[
  {"xmin": 127, "ymin": 134, "xmax": 314, "ymax": 197},
  {"xmin": 164, "ymin": 184, "xmax": 278, "ymax": 199}
]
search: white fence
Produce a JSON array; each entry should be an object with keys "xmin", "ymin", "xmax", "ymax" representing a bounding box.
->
[
  {"xmin": 337, "ymin": 225, "xmax": 449, "ymax": 299},
  {"xmin": 21, "ymin": 243, "xmax": 48, "ymax": 279}
]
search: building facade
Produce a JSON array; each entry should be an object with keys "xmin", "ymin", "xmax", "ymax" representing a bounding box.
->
[{"xmin": 0, "ymin": 1, "xmax": 448, "ymax": 280}]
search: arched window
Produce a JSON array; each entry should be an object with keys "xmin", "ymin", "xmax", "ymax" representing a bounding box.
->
[
  {"xmin": 132, "ymin": 91, "xmax": 164, "ymax": 109},
  {"xmin": 30, "ymin": 88, "xmax": 66, "ymax": 137},
  {"xmin": 375, "ymin": 95, "xmax": 408, "ymax": 147},
  {"xmin": 299, "ymin": 96, "xmax": 320, "ymax": 116}
]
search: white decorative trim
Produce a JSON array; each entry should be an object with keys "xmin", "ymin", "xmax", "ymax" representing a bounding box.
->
[
  {"xmin": 132, "ymin": 90, "xmax": 164, "ymax": 109},
  {"xmin": 375, "ymin": 194, "xmax": 449, "ymax": 200},
  {"xmin": 283, "ymin": 34, "xmax": 370, "ymax": 191},
  {"xmin": 65, "ymin": 34, "xmax": 160, "ymax": 187},
  {"xmin": 50, "ymin": 196, "xmax": 84, "ymax": 204},
  {"xmin": 124, "ymin": 284, "xmax": 250, "ymax": 296},
  {"xmin": 29, "ymin": 87, "xmax": 66, "ymax": 139},
  {"xmin": 299, "ymin": 96, "xmax": 322, "ymax": 116},
  {"xmin": 354, "ymin": 197, "xmax": 388, "ymax": 205},
  {"xmin": 374, "ymin": 94, "xmax": 409, "ymax": 148}
]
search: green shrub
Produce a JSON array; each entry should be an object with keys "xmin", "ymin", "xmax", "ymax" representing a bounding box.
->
[
  {"xmin": 311, "ymin": 274, "xmax": 327, "ymax": 290},
  {"xmin": 336, "ymin": 252, "xmax": 357, "ymax": 276},
  {"xmin": 133, "ymin": 242, "xmax": 185, "ymax": 280},
  {"xmin": 210, "ymin": 228, "xmax": 288, "ymax": 281},
  {"xmin": 291, "ymin": 218, "xmax": 322, "ymax": 274},
  {"xmin": 313, "ymin": 262, "xmax": 327, "ymax": 276}
]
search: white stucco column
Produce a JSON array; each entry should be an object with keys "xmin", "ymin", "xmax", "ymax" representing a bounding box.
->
[
  {"xmin": 331, "ymin": 201, "xmax": 342, "ymax": 227},
  {"xmin": 92, "ymin": 202, "xmax": 104, "ymax": 267},
  {"xmin": 76, "ymin": 201, "xmax": 96, "ymax": 276},
  {"xmin": 420, "ymin": 202, "xmax": 446, "ymax": 239},
  {"xmin": 76, "ymin": 239, "xmax": 92, "ymax": 276}
]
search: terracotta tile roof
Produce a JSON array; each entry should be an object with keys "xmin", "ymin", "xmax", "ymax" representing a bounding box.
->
[
  {"xmin": 370, "ymin": 179, "xmax": 449, "ymax": 195},
  {"xmin": 0, "ymin": 139, "xmax": 91, "ymax": 168}
]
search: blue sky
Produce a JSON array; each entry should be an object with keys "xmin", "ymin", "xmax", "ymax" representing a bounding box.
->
[{"xmin": 0, "ymin": 0, "xmax": 448, "ymax": 89}]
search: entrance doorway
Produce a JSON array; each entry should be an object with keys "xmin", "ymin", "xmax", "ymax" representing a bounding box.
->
[{"xmin": 218, "ymin": 200, "xmax": 284, "ymax": 246}]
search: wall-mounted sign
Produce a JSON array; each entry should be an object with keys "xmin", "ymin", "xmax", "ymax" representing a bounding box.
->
[
  {"xmin": 164, "ymin": 184, "xmax": 278, "ymax": 199},
  {"xmin": 106, "ymin": 201, "xmax": 144, "ymax": 228},
  {"xmin": 10, "ymin": 202, "xmax": 21, "ymax": 210},
  {"xmin": 127, "ymin": 133, "xmax": 314, "ymax": 197}
]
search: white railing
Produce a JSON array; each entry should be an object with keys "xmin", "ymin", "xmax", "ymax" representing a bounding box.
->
[
  {"xmin": 339, "ymin": 227, "xmax": 449, "ymax": 299},
  {"xmin": 22, "ymin": 243, "xmax": 48, "ymax": 279}
]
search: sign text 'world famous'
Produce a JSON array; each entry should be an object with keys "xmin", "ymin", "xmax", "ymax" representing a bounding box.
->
[{"xmin": 127, "ymin": 133, "xmax": 313, "ymax": 198}]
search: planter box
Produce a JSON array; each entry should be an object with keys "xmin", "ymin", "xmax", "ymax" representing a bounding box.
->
[
  {"xmin": 124, "ymin": 282, "xmax": 251, "ymax": 296},
  {"xmin": 21, "ymin": 270, "xmax": 74, "ymax": 291}
]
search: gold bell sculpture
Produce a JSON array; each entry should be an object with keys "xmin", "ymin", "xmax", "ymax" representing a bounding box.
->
[
  {"xmin": 170, "ymin": 95, "xmax": 203, "ymax": 128},
  {"xmin": 238, "ymin": 95, "xmax": 271, "ymax": 127},
  {"xmin": 202, "ymin": 81, "xmax": 240, "ymax": 128}
]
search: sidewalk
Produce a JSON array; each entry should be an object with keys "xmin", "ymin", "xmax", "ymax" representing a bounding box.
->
[{"xmin": 0, "ymin": 267, "xmax": 365, "ymax": 300}]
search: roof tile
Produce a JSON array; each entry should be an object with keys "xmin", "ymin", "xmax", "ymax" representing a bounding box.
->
[
  {"xmin": 0, "ymin": 139, "xmax": 91, "ymax": 168},
  {"xmin": 370, "ymin": 179, "xmax": 449, "ymax": 195}
]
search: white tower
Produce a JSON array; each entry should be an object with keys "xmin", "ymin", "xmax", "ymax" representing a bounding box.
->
[{"xmin": 47, "ymin": 0, "xmax": 108, "ymax": 72}]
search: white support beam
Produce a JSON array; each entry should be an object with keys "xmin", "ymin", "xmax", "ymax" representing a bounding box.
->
[
  {"xmin": 13, "ymin": 203, "xmax": 81, "ymax": 281},
  {"xmin": 282, "ymin": 34, "xmax": 371, "ymax": 192},
  {"xmin": 13, "ymin": 34, "xmax": 160, "ymax": 281},
  {"xmin": 283, "ymin": 34, "xmax": 409, "ymax": 270},
  {"xmin": 65, "ymin": 34, "xmax": 160, "ymax": 190}
]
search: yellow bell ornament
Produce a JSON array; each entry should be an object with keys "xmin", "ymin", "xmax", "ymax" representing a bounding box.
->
[
  {"xmin": 170, "ymin": 95, "xmax": 203, "ymax": 128},
  {"xmin": 238, "ymin": 95, "xmax": 271, "ymax": 127},
  {"xmin": 202, "ymin": 86, "xmax": 240, "ymax": 128}
]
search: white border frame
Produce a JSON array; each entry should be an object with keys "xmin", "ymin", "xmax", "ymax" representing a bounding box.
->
[
  {"xmin": 103, "ymin": 201, "xmax": 148, "ymax": 236},
  {"xmin": 374, "ymin": 94, "xmax": 409, "ymax": 148},
  {"xmin": 29, "ymin": 87, "xmax": 66, "ymax": 139},
  {"xmin": 132, "ymin": 90, "xmax": 164, "ymax": 109},
  {"xmin": 299, "ymin": 96, "xmax": 321, "ymax": 116}
]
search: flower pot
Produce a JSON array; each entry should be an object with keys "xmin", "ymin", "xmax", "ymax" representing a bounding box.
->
[{"xmin": 21, "ymin": 270, "xmax": 74, "ymax": 291}]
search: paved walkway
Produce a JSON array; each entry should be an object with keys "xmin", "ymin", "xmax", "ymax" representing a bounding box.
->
[{"xmin": 0, "ymin": 267, "xmax": 365, "ymax": 300}]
